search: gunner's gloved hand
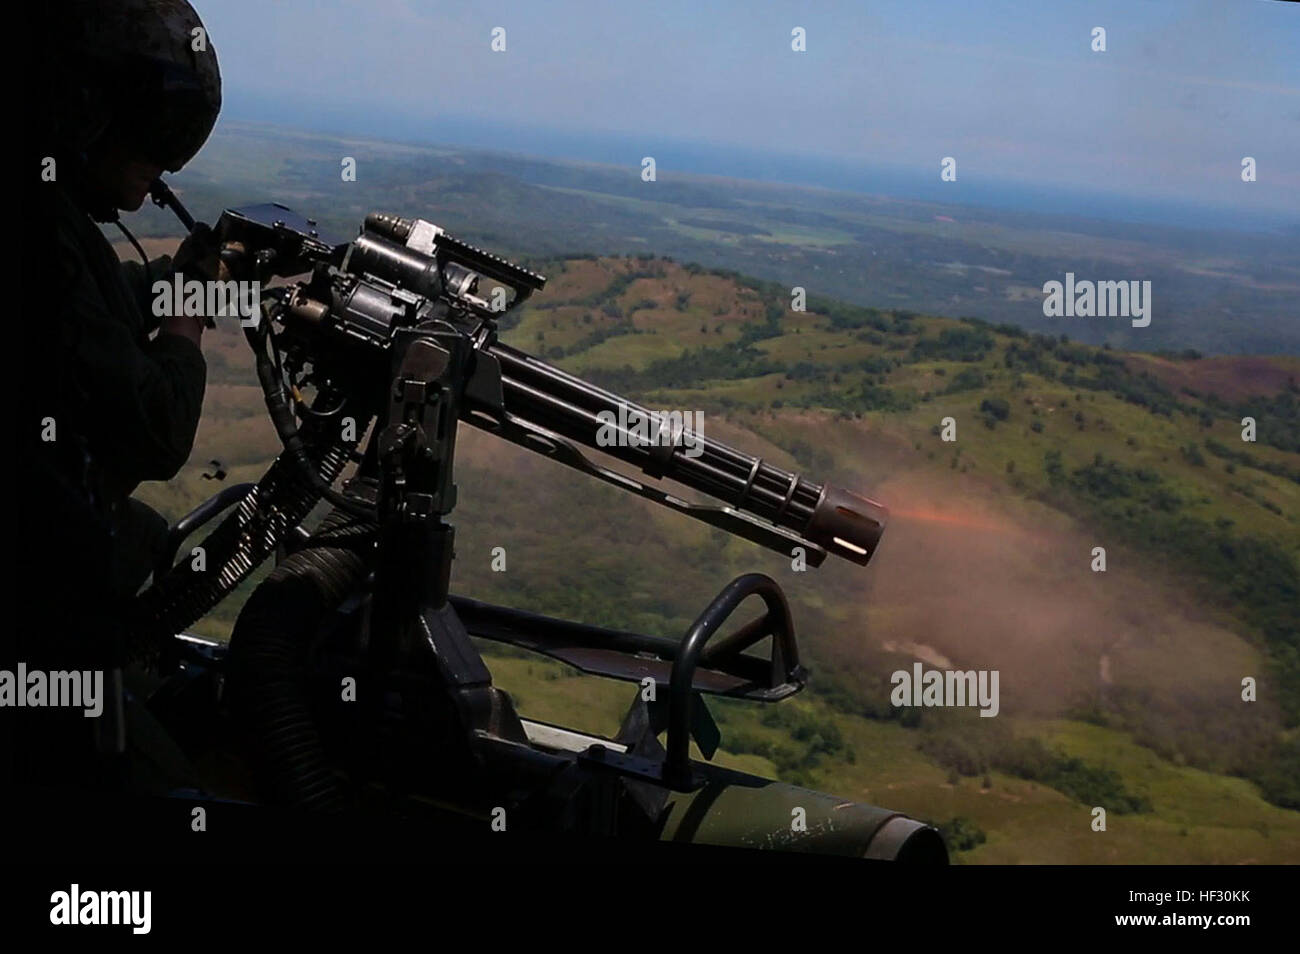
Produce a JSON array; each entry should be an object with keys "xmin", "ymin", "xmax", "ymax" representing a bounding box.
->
[
  {"xmin": 168, "ymin": 226, "xmax": 251, "ymax": 330},
  {"xmin": 217, "ymin": 240, "xmax": 251, "ymax": 282},
  {"xmin": 171, "ymin": 222, "xmax": 224, "ymax": 282}
]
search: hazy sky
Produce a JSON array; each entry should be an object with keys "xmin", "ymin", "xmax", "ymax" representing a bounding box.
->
[{"xmin": 202, "ymin": 0, "xmax": 1299, "ymax": 220}]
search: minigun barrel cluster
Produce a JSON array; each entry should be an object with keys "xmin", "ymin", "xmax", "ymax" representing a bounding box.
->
[{"xmin": 212, "ymin": 202, "xmax": 887, "ymax": 567}]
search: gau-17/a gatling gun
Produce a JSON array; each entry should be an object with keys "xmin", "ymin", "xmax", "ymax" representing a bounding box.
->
[{"xmin": 136, "ymin": 180, "xmax": 946, "ymax": 863}]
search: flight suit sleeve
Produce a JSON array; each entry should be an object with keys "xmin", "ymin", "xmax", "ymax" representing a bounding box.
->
[
  {"xmin": 120, "ymin": 255, "xmax": 175, "ymax": 335},
  {"xmin": 57, "ymin": 234, "xmax": 205, "ymax": 488}
]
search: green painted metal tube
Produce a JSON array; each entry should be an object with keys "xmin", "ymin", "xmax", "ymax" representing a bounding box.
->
[{"xmin": 659, "ymin": 773, "xmax": 947, "ymax": 863}]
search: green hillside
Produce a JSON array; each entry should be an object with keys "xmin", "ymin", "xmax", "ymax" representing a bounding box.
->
[{"xmin": 134, "ymin": 250, "xmax": 1300, "ymax": 863}]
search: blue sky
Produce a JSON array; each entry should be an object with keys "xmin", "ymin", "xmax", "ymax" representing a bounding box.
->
[{"xmin": 201, "ymin": 0, "xmax": 1299, "ymax": 223}]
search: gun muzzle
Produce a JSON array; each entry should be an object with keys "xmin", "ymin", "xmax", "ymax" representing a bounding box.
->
[{"xmin": 805, "ymin": 483, "xmax": 887, "ymax": 565}]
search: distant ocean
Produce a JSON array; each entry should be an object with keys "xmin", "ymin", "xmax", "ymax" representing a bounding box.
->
[{"xmin": 223, "ymin": 90, "xmax": 1296, "ymax": 236}]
